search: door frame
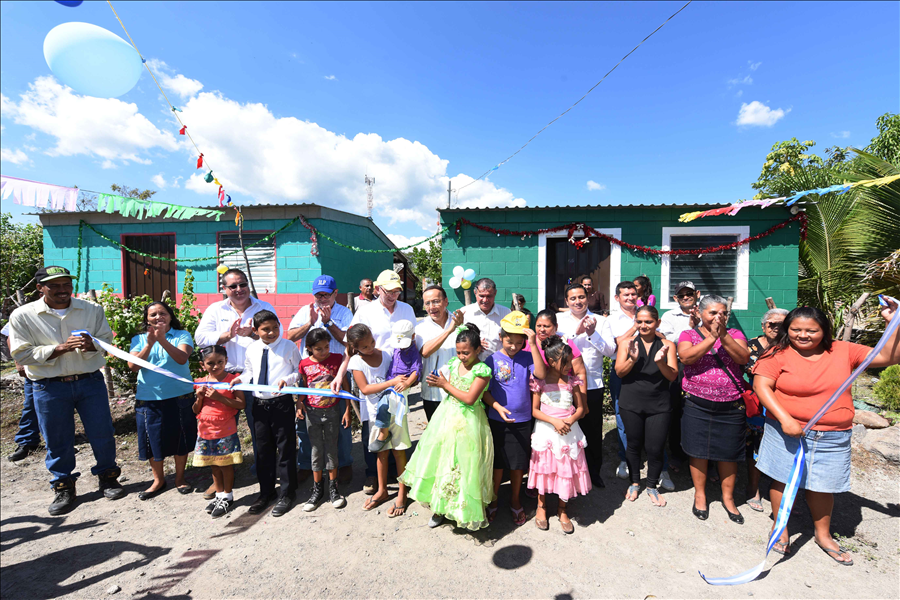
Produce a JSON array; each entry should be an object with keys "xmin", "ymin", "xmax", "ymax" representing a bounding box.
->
[
  {"xmin": 120, "ymin": 232, "xmax": 178, "ymax": 299},
  {"xmin": 537, "ymin": 228, "xmax": 621, "ymax": 312}
]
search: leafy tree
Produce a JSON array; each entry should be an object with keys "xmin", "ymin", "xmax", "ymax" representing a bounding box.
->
[
  {"xmin": 751, "ymin": 138, "xmax": 827, "ymax": 199},
  {"xmin": 0, "ymin": 213, "xmax": 44, "ymax": 313},
  {"xmin": 866, "ymin": 112, "xmax": 900, "ymax": 165},
  {"xmin": 110, "ymin": 184, "xmax": 157, "ymax": 201},
  {"xmin": 408, "ymin": 238, "xmax": 442, "ymax": 293}
]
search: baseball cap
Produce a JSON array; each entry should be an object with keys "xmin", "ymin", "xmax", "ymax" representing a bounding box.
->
[
  {"xmin": 35, "ymin": 266, "xmax": 77, "ymax": 283},
  {"xmin": 500, "ymin": 311, "xmax": 530, "ymax": 335},
  {"xmin": 390, "ymin": 320, "xmax": 415, "ymax": 349},
  {"xmin": 674, "ymin": 281, "xmax": 696, "ymax": 294},
  {"xmin": 312, "ymin": 275, "xmax": 337, "ymax": 294},
  {"xmin": 374, "ymin": 269, "xmax": 402, "ymax": 291}
]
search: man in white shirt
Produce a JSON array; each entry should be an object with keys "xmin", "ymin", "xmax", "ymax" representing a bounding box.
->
[
  {"xmin": 233, "ymin": 309, "xmax": 302, "ymax": 517},
  {"xmin": 461, "ymin": 278, "xmax": 511, "ymax": 359},
  {"xmin": 194, "ymin": 269, "xmax": 280, "ymax": 481},
  {"xmin": 658, "ymin": 281, "xmax": 700, "ymax": 470},
  {"xmin": 415, "ymin": 285, "xmax": 464, "ymax": 421},
  {"xmin": 349, "ymin": 269, "xmax": 416, "ymax": 492},
  {"xmin": 287, "ymin": 274, "xmax": 353, "ymax": 484},
  {"xmin": 557, "ymin": 283, "xmax": 613, "ymax": 487},
  {"xmin": 600, "ymin": 280, "xmax": 674, "ymax": 490}
]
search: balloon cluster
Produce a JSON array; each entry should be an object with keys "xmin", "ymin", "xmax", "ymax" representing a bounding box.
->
[{"xmin": 448, "ymin": 266, "xmax": 477, "ymax": 290}]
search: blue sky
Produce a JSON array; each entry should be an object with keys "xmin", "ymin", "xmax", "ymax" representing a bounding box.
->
[{"xmin": 1, "ymin": 1, "xmax": 897, "ymax": 247}]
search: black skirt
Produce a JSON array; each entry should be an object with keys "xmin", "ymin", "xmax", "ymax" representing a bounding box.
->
[
  {"xmin": 489, "ymin": 418, "xmax": 534, "ymax": 471},
  {"xmin": 680, "ymin": 394, "xmax": 746, "ymax": 462}
]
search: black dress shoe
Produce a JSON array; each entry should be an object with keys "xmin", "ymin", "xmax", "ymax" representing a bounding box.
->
[
  {"xmin": 137, "ymin": 482, "xmax": 167, "ymax": 501},
  {"xmin": 9, "ymin": 444, "xmax": 40, "ymax": 462},
  {"xmin": 271, "ymin": 495, "xmax": 294, "ymax": 517},
  {"xmin": 248, "ymin": 493, "xmax": 275, "ymax": 514},
  {"xmin": 725, "ymin": 507, "xmax": 744, "ymax": 524},
  {"xmin": 692, "ymin": 504, "xmax": 709, "ymax": 520}
]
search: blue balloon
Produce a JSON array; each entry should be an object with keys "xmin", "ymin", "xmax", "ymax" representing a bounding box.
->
[
  {"xmin": 463, "ymin": 268, "xmax": 476, "ymax": 281},
  {"xmin": 55, "ymin": 1, "xmax": 84, "ymax": 6},
  {"xmin": 43, "ymin": 22, "xmax": 143, "ymax": 98}
]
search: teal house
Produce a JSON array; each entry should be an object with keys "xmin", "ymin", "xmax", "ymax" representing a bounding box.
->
[
  {"xmin": 439, "ymin": 204, "xmax": 802, "ymax": 338},
  {"xmin": 39, "ymin": 204, "xmax": 402, "ymax": 326}
]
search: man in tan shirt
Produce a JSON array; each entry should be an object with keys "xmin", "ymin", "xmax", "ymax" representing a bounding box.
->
[{"xmin": 9, "ymin": 266, "xmax": 126, "ymax": 515}]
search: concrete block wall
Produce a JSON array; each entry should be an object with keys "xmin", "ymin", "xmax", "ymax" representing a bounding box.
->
[{"xmin": 440, "ymin": 207, "xmax": 800, "ymax": 339}]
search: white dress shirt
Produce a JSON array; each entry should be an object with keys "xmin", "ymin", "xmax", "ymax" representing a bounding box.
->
[
  {"xmin": 349, "ymin": 299, "xmax": 416, "ymax": 350},
  {"xmin": 462, "ymin": 302, "xmax": 511, "ymax": 357},
  {"xmin": 660, "ymin": 308, "xmax": 694, "ymax": 343},
  {"xmin": 599, "ymin": 310, "xmax": 636, "ymax": 356},
  {"xmin": 415, "ymin": 312, "xmax": 459, "ymax": 402},
  {"xmin": 194, "ymin": 296, "xmax": 280, "ymax": 372},
  {"xmin": 288, "ymin": 302, "xmax": 352, "ymax": 356},
  {"xmin": 235, "ymin": 337, "xmax": 301, "ymax": 399},
  {"xmin": 556, "ymin": 310, "xmax": 613, "ymax": 390}
]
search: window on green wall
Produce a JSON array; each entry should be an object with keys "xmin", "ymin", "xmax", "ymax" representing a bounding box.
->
[
  {"xmin": 660, "ymin": 226, "xmax": 749, "ymax": 311},
  {"xmin": 218, "ymin": 231, "xmax": 276, "ymax": 293}
]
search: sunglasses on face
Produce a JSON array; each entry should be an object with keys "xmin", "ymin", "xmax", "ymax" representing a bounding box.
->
[
  {"xmin": 225, "ymin": 282, "xmax": 249, "ymax": 290},
  {"xmin": 677, "ymin": 294, "xmax": 694, "ymax": 299},
  {"xmin": 765, "ymin": 321, "xmax": 783, "ymax": 328}
]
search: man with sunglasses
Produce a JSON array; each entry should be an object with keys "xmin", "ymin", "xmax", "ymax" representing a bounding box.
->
[
  {"xmin": 287, "ymin": 275, "xmax": 354, "ymax": 484},
  {"xmin": 658, "ymin": 281, "xmax": 701, "ymax": 473},
  {"xmin": 195, "ymin": 269, "xmax": 281, "ymax": 482}
]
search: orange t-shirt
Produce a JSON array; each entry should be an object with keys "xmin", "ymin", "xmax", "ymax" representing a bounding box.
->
[{"xmin": 752, "ymin": 341, "xmax": 871, "ymax": 431}]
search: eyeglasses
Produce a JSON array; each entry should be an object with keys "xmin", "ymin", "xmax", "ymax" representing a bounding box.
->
[
  {"xmin": 764, "ymin": 321, "xmax": 783, "ymax": 328},
  {"xmin": 423, "ymin": 300, "xmax": 444, "ymax": 307},
  {"xmin": 225, "ymin": 282, "xmax": 249, "ymax": 290}
]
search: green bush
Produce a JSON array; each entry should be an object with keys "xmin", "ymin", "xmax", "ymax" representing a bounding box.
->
[
  {"xmin": 873, "ymin": 364, "xmax": 900, "ymax": 412},
  {"xmin": 96, "ymin": 268, "xmax": 203, "ymax": 391}
]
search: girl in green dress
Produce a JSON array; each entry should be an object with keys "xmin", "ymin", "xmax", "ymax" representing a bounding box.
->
[{"xmin": 399, "ymin": 323, "xmax": 495, "ymax": 530}]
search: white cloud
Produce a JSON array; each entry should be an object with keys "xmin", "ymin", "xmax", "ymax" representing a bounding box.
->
[
  {"xmin": 586, "ymin": 180, "xmax": 606, "ymax": 191},
  {"xmin": 727, "ymin": 75, "xmax": 753, "ymax": 86},
  {"xmin": 735, "ymin": 101, "xmax": 788, "ymax": 127},
  {"xmin": 2, "ymin": 76, "xmax": 178, "ymax": 166},
  {"xmin": 152, "ymin": 173, "xmax": 167, "ymax": 188},
  {"xmin": 831, "ymin": 131, "xmax": 851, "ymax": 139},
  {"xmin": 324, "ymin": 75, "xmax": 337, "ymax": 81},
  {"xmin": 748, "ymin": 61, "xmax": 762, "ymax": 71},
  {"xmin": 735, "ymin": 90, "xmax": 743, "ymax": 98},
  {"xmin": 146, "ymin": 59, "xmax": 203, "ymax": 99},
  {"xmin": 1, "ymin": 148, "xmax": 29, "ymax": 165},
  {"xmin": 387, "ymin": 234, "xmax": 432, "ymax": 251},
  {"xmin": 178, "ymin": 92, "xmax": 526, "ymax": 227}
]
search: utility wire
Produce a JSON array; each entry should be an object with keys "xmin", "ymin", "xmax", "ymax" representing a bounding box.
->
[{"xmin": 456, "ymin": 0, "xmax": 693, "ymax": 196}]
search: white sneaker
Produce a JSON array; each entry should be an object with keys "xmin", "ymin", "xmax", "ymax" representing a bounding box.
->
[
  {"xmin": 659, "ymin": 470, "xmax": 675, "ymax": 491},
  {"xmin": 616, "ymin": 461, "xmax": 629, "ymax": 479}
]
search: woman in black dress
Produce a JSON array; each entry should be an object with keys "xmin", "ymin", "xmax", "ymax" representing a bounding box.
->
[{"xmin": 615, "ymin": 306, "xmax": 679, "ymax": 506}]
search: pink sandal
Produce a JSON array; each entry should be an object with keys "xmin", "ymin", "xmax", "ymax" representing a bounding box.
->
[{"xmin": 511, "ymin": 506, "xmax": 527, "ymax": 526}]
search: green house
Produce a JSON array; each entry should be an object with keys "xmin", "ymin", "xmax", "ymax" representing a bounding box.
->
[{"xmin": 439, "ymin": 204, "xmax": 802, "ymax": 339}]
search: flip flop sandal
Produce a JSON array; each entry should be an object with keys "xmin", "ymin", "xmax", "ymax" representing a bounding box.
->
[
  {"xmin": 388, "ymin": 502, "xmax": 407, "ymax": 518},
  {"xmin": 747, "ymin": 497, "xmax": 764, "ymax": 512},
  {"xmin": 510, "ymin": 506, "xmax": 527, "ymax": 526},
  {"xmin": 487, "ymin": 505, "xmax": 498, "ymax": 523},
  {"xmin": 771, "ymin": 540, "xmax": 791, "ymax": 556},
  {"xmin": 203, "ymin": 489, "xmax": 216, "ymax": 500},
  {"xmin": 646, "ymin": 488, "xmax": 665, "ymax": 507},
  {"xmin": 363, "ymin": 495, "xmax": 389, "ymax": 511},
  {"xmin": 816, "ymin": 541, "xmax": 853, "ymax": 566},
  {"xmin": 625, "ymin": 483, "xmax": 640, "ymax": 501}
]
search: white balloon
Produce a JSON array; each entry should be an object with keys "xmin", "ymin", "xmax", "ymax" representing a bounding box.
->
[
  {"xmin": 452, "ymin": 265, "xmax": 465, "ymax": 278},
  {"xmin": 449, "ymin": 277, "xmax": 462, "ymax": 289},
  {"xmin": 463, "ymin": 268, "xmax": 476, "ymax": 281}
]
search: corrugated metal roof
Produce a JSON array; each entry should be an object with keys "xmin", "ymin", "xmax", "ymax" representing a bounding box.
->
[{"xmin": 438, "ymin": 203, "xmax": 726, "ymax": 211}]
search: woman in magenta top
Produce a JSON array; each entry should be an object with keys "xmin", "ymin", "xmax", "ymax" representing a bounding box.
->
[{"xmin": 677, "ymin": 294, "xmax": 750, "ymax": 524}]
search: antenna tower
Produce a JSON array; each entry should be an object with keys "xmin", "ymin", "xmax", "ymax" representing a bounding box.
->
[{"xmin": 364, "ymin": 173, "xmax": 375, "ymax": 220}]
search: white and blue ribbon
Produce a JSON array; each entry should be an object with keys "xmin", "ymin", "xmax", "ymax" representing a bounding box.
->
[
  {"xmin": 89, "ymin": 335, "xmax": 357, "ymax": 402},
  {"xmin": 700, "ymin": 296, "xmax": 899, "ymax": 586}
]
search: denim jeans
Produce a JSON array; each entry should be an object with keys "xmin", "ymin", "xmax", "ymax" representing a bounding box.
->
[
  {"xmin": 15, "ymin": 377, "xmax": 42, "ymax": 447},
  {"xmin": 32, "ymin": 371, "xmax": 118, "ymax": 484},
  {"xmin": 371, "ymin": 392, "xmax": 392, "ymax": 430},
  {"xmin": 297, "ymin": 399, "xmax": 352, "ymax": 470},
  {"xmin": 609, "ymin": 367, "xmax": 627, "ymax": 462}
]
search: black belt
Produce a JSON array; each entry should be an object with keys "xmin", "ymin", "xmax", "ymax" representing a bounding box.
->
[
  {"xmin": 40, "ymin": 370, "xmax": 99, "ymax": 383},
  {"xmin": 254, "ymin": 394, "xmax": 293, "ymax": 406}
]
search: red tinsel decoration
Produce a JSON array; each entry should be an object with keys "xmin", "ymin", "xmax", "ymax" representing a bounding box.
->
[
  {"xmin": 299, "ymin": 215, "xmax": 319, "ymax": 257},
  {"xmin": 456, "ymin": 213, "xmax": 807, "ymax": 256}
]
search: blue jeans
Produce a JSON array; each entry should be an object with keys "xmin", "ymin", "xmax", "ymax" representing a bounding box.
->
[
  {"xmin": 609, "ymin": 368, "xmax": 627, "ymax": 462},
  {"xmin": 371, "ymin": 392, "xmax": 392, "ymax": 430},
  {"xmin": 297, "ymin": 399, "xmax": 353, "ymax": 470},
  {"xmin": 15, "ymin": 378, "xmax": 42, "ymax": 447},
  {"xmin": 32, "ymin": 371, "xmax": 118, "ymax": 485}
]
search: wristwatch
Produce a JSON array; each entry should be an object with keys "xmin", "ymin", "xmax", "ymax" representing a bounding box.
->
[{"xmin": 324, "ymin": 320, "xmax": 334, "ymax": 327}]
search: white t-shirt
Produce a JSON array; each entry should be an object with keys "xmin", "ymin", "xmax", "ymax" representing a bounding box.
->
[
  {"xmin": 348, "ymin": 350, "xmax": 393, "ymax": 421},
  {"xmin": 349, "ymin": 299, "xmax": 416, "ymax": 350},
  {"xmin": 415, "ymin": 313, "xmax": 458, "ymax": 402},
  {"xmin": 556, "ymin": 310, "xmax": 613, "ymax": 390},
  {"xmin": 461, "ymin": 302, "xmax": 511, "ymax": 358},
  {"xmin": 50, "ymin": 308, "xmax": 69, "ymax": 318}
]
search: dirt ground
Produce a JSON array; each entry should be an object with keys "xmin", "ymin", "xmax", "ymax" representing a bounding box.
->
[{"xmin": 1, "ymin": 380, "xmax": 899, "ymax": 600}]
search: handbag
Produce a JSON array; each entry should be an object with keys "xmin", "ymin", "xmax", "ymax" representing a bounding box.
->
[{"xmin": 694, "ymin": 328, "xmax": 761, "ymax": 418}]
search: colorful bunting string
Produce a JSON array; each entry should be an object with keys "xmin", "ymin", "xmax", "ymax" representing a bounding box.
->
[
  {"xmin": 97, "ymin": 193, "xmax": 225, "ymax": 221},
  {"xmin": 1, "ymin": 175, "xmax": 78, "ymax": 211},
  {"xmin": 679, "ymin": 174, "xmax": 900, "ymax": 222}
]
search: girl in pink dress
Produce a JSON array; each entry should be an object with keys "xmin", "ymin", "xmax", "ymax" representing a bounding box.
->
[{"xmin": 528, "ymin": 336, "xmax": 591, "ymax": 534}]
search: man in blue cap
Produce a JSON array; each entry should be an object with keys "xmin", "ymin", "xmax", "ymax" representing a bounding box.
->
[{"xmin": 287, "ymin": 275, "xmax": 354, "ymax": 484}]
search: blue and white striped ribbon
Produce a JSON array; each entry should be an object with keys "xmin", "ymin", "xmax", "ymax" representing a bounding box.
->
[
  {"xmin": 701, "ymin": 296, "xmax": 899, "ymax": 585},
  {"xmin": 90, "ymin": 335, "xmax": 357, "ymax": 402}
]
